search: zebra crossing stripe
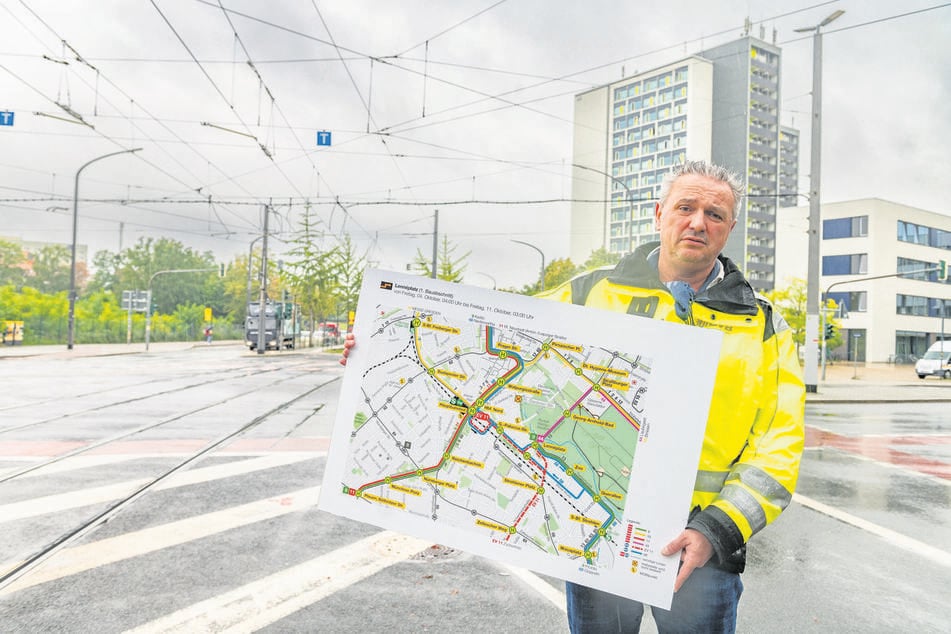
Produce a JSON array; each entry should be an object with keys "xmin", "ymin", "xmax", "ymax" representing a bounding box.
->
[
  {"xmin": 0, "ymin": 486, "xmax": 320, "ymax": 596},
  {"xmin": 0, "ymin": 453, "xmax": 322, "ymax": 524},
  {"xmin": 794, "ymin": 493, "xmax": 951, "ymax": 568},
  {"xmin": 124, "ymin": 531, "xmax": 433, "ymax": 633},
  {"xmin": 498, "ymin": 564, "xmax": 567, "ymax": 612}
]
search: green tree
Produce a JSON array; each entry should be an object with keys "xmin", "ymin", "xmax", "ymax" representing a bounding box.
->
[
  {"xmin": 334, "ymin": 235, "xmax": 366, "ymax": 329},
  {"xmin": 0, "ymin": 239, "xmax": 26, "ymax": 287},
  {"xmin": 220, "ymin": 253, "xmax": 254, "ymax": 322},
  {"xmin": 120, "ymin": 237, "xmax": 218, "ymax": 314},
  {"xmin": 764, "ymin": 277, "xmax": 841, "ymax": 355},
  {"xmin": 29, "ymin": 244, "xmax": 72, "ymax": 294},
  {"xmin": 87, "ymin": 249, "xmax": 123, "ymax": 295},
  {"xmin": 414, "ymin": 235, "xmax": 470, "ymax": 282},
  {"xmin": 520, "ymin": 258, "xmax": 578, "ymax": 295},
  {"xmin": 763, "ymin": 278, "xmax": 806, "ymax": 349},
  {"xmin": 581, "ymin": 247, "xmax": 621, "ymax": 271},
  {"xmin": 283, "ymin": 207, "xmax": 340, "ymax": 343}
]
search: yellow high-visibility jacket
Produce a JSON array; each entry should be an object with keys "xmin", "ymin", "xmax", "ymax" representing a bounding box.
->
[{"xmin": 538, "ymin": 243, "xmax": 805, "ymax": 572}]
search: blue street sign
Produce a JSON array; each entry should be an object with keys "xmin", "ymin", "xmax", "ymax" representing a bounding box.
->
[
  {"xmin": 0, "ymin": 111, "xmax": 14, "ymax": 126},
  {"xmin": 316, "ymin": 130, "xmax": 332, "ymax": 146}
]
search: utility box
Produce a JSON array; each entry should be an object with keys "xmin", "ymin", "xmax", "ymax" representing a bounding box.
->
[{"xmin": 3, "ymin": 320, "xmax": 24, "ymax": 345}]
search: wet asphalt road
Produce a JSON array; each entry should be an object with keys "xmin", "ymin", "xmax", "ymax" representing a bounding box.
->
[{"xmin": 0, "ymin": 344, "xmax": 948, "ymax": 632}]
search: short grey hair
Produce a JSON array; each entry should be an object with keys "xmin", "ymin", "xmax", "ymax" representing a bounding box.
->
[{"xmin": 658, "ymin": 160, "xmax": 745, "ymax": 219}]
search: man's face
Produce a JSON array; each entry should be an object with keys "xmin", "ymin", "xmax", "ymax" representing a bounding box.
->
[{"xmin": 654, "ymin": 173, "xmax": 737, "ymax": 277}]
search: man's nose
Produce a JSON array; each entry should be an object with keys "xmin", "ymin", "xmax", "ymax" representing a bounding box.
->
[{"xmin": 687, "ymin": 209, "xmax": 706, "ymax": 230}]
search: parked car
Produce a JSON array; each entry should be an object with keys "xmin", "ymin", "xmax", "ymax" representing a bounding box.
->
[
  {"xmin": 915, "ymin": 342, "xmax": 951, "ymax": 379},
  {"xmin": 316, "ymin": 322, "xmax": 341, "ymax": 345}
]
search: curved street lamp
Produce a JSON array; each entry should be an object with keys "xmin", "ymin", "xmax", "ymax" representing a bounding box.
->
[
  {"xmin": 511, "ymin": 240, "xmax": 546, "ymax": 291},
  {"xmin": 67, "ymin": 147, "xmax": 142, "ymax": 349},
  {"xmin": 572, "ymin": 162, "xmax": 636, "ymax": 253}
]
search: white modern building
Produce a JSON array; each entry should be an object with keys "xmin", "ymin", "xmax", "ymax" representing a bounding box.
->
[{"xmin": 775, "ymin": 198, "xmax": 951, "ymax": 364}]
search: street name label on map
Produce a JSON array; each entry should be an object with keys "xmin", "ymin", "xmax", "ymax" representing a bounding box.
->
[{"xmin": 318, "ymin": 269, "xmax": 721, "ymax": 609}]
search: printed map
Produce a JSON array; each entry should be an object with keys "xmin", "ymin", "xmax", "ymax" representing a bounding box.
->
[{"xmin": 319, "ymin": 270, "xmax": 720, "ymax": 608}]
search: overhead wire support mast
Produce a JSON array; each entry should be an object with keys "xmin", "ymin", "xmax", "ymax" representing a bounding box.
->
[
  {"xmin": 257, "ymin": 203, "xmax": 270, "ymax": 355},
  {"xmin": 794, "ymin": 8, "xmax": 845, "ymax": 393}
]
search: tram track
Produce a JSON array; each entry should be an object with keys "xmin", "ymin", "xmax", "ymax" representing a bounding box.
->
[
  {"xmin": 0, "ymin": 370, "xmax": 335, "ymax": 483},
  {"xmin": 0, "ymin": 375, "xmax": 338, "ymax": 592},
  {"xmin": 0, "ymin": 357, "xmax": 318, "ymax": 436}
]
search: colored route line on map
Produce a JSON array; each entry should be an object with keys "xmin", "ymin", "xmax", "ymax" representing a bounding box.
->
[{"xmin": 354, "ymin": 317, "xmax": 628, "ymax": 562}]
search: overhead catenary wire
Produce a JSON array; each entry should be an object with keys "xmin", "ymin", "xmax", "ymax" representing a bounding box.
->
[
  {"xmin": 4, "ymin": 0, "xmax": 944, "ymax": 262},
  {"xmin": 8, "ymin": 4, "xmax": 260, "ymax": 234},
  {"xmin": 17, "ymin": 0, "xmax": 322, "ymax": 239},
  {"xmin": 391, "ymin": 0, "xmax": 509, "ymax": 58},
  {"xmin": 216, "ymin": 0, "xmax": 377, "ymax": 246}
]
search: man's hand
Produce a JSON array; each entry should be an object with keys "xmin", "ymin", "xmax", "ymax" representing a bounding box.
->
[
  {"xmin": 339, "ymin": 332, "xmax": 356, "ymax": 366},
  {"xmin": 661, "ymin": 528, "xmax": 714, "ymax": 592}
]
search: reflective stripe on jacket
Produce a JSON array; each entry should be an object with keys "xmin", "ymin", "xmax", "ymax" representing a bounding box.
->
[{"xmin": 537, "ymin": 242, "xmax": 805, "ymax": 571}]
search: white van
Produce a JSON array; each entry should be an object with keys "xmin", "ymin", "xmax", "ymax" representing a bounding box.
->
[{"xmin": 914, "ymin": 341, "xmax": 951, "ymax": 379}]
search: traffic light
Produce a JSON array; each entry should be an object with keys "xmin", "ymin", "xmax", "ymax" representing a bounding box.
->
[
  {"xmin": 219, "ymin": 263, "xmax": 226, "ymax": 277},
  {"xmin": 938, "ymin": 260, "xmax": 947, "ymax": 281},
  {"xmin": 824, "ymin": 323, "xmax": 836, "ymax": 340}
]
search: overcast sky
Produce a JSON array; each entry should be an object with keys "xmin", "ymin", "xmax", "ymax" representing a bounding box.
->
[{"xmin": 2, "ymin": 0, "xmax": 949, "ymax": 289}]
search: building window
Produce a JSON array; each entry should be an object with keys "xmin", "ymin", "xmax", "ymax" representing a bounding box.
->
[
  {"xmin": 897, "ymin": 257, "xmax": 951, "ymax": 283},
  {"xmin": 823, "ymin": 216, "xmax": 868, "ymax": 239},
  {"xmin": 896, "ymin": 294, "xmax": 931, "ymax": 317},
  {"xmin": 827, "ymin": 291, "xmax": 867, "ymax": 314},
  {"xmin": 822, "ymin": 253, "xmax": 867, "ymax": 275},
  {"xmin": 897, "ymin": 220, "xmax": 951, "ymax": 250}
]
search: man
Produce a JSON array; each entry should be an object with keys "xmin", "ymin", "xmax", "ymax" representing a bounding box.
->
[
  {"xmin": 341, "ymin": 160, "xmax": 804, "ymax": 632},
  {"xmin": 538, "ymin": 160, "xmax": 805, "ymax": 632}
]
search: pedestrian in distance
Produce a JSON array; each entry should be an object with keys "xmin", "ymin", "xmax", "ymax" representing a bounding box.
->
[
  {"xmin": 204, "ymin": 326, "xmax": 213, "ymax": 345},
  {"xmin": 340, "ymin": 160, "xmax": 805, "ymax": 633}
]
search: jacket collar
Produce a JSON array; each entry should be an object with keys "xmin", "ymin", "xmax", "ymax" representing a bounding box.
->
[{"xmin": 608, "ymin": 242, "xmax": 759, "ymax": 316}]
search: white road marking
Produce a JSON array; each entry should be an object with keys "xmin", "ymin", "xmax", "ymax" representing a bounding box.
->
[
  {"xmin": 0, "ymin": 486, "xmax": 320, "ymax": 596},
  {"xmin": 0, "ymin": 454, "xmax": 141, "ymax": 478},
  {"xmin": 124, "ymin": 531, "xmax": 432, "ymax": 634},
  {"xmin": 794, "ymin": 493, "xmax": 951, "ymax": 568},
  {"xmin": 0, "ymin": 452, "xmax": 322, "ymax": 524},
  {"xmin": 499, "ymin": 564, "xmax": 567, "ymax": 612},
  {"xmin": 802, "ymin": 446, "xmax": 951, "ymax": 487}
]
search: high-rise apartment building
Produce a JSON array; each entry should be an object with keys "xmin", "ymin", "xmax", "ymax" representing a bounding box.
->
[{"xmin": 570, "ymin": 35, "xmax": 799, "ymax": 291}]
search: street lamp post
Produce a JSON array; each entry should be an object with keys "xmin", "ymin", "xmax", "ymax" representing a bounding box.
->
[
  {"xmin": 795, "ymin": 9, "xmax": 844, "ymax": 392},
  {"xmin": 511, "ymin": 240, "xmax": 546, "ymax": 291},
  {"xmin": 145, "ymin": 268, "xmax": 218, "ymax": 351},
  {"xmin": 67, "ymin": 147, "xmax": 142, "ymax": 349},
  {"xmin": 246, "ymin": 235, "xmax": 264, "ymax": 306},
  {"xmin": 473, "ymin": 272, "xmax": 497, "ymax": 290}
]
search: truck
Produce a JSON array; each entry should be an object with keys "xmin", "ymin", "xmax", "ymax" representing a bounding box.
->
[
  {"xmin": 914, "ymin": 341, "xmax": 951, "ymax": 379},
  {"xmin": 245, "ymin": 300, "xmax": 300, "ymax": 351}
]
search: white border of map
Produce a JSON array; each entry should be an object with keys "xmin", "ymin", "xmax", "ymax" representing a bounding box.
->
[{"xmin": 318, "ymin": 269, "xmax": 721, "ymax": 609}]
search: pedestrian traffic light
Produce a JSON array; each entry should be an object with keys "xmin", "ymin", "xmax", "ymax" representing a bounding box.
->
[
  {"xmin": 938, "ymin": 259, "xmax": 947, "ymax": 281},
  {"xmin": 824, "ymin": 323, "xmax": 836, "ymax": 340}
]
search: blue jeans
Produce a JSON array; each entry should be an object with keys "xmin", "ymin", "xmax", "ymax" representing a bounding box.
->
[{"xmin": 566, "ymin": 565, "xmax": 743, "ymax": 633}]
